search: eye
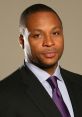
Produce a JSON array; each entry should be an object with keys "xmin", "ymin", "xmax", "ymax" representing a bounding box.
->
[
  {"xmin": 33, "ymin": 34, "xmax": 41, "ymax": 38},
  {"xmin": 52, "ymin": 31, "xmax": 60, "ymax": 36},
  {"xmin": 30, "ymin": 33, "xmax": 42, "ymax": 39}
]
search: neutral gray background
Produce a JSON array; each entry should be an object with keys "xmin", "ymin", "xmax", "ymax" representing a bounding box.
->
[{"xmin": 0, "ymin": 0, "xmax": 82, "ymax": 80}]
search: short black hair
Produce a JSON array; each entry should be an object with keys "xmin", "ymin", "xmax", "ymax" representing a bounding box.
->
[{"xmin": 19, "ymin": 3, "xmax": 62, "ymax": 35}]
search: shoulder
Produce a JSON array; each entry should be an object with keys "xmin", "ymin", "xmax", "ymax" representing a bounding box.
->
[
  {"xmin": 60, "ymin": 67, "xmax": 82, "ymax": 85},
  {"xmin": 0, "ymin": 66, "xmax": 25, "ymax": 94},
  {"xmin": 0, "ymin": 65, "xmax": 28, "ymax": 106},
  {"xmin": 0, "ymin": 65, "xmax": 34, "ymax": 92},
  {"xmin": 0, "ymin": 66, "xmax": 28, "ymax": 113},
  {"xmin": 0, "ymin": 67, "xmax": 21, "ymax": 85},
  {"xmin": 60, "ymin": 67, "xmax": 82, "ymax": 77}
]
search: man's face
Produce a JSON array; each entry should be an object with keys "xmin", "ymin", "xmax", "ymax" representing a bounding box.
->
[{"xmin": 25, "ymin": 11, "xmax": 64, "ymax": 68}]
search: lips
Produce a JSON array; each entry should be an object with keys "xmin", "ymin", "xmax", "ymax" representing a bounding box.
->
[{"xmin": 42, "ymin": 51, "xmax": 57, "ymax": 58}]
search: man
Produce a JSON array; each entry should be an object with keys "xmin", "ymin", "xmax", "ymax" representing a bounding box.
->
[{"xmin": 0, "ymin": 3, "xmax": 82, "ymax": 117}]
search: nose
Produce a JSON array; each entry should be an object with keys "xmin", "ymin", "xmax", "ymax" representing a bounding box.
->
[{"xmin": 42, "ymin": 35, "xmax": 55, "ymax": 47}]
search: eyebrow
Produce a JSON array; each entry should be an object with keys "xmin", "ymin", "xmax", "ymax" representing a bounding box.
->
[
  {"xmin": 29, "ymin": 25, "xmax": 63, "ymax": 34},
  {"xmin": 31, "ymin": 26, "xmax": 62, "ymax": 32},
  {"xmin": 52, "ymin": 26, "xmax": 63, "ymax": 30}
]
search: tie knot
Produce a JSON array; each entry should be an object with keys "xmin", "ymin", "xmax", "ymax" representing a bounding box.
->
[{"xmin": 47, "ymin": 76, "xmax": 58, "ymax": 91}]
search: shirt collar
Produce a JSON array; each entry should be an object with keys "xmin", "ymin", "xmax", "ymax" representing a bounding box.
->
[{"xmin": 26, "ymin": 62, "xmax": 63, "ymax": 84}]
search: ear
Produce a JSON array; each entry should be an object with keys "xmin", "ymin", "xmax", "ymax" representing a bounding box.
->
[{"xmin": 19, "ymin": 34, "xmax": 24, "ymax": 49}]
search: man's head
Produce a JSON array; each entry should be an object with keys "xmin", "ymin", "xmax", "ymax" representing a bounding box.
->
[{"xmin": 19, "ymin": 4, "xmax": 64, "ymax": 72}]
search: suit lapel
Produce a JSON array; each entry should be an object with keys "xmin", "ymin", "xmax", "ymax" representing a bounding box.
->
[
  {"xmin": 60, "ymin": 68, "xmax": 82, "ymax": 117},
  {"xmin": 20, "ymin": 66, "xmax": 61, "ymax": 117}
]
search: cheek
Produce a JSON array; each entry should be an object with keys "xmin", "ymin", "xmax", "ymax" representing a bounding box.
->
[
  {"xmin": 29, "ymin": 40, "xmax": 42, "ymax": 53},
  {"xmin": 61, "ymin": 39, "xmax": 64, "ymax": 49},
  {"xmin": 29, "ymin": 43, "xmax": 40, "ymax": 57},
  {"xmin": 56, "ymin": 38, "xmax": 64, "ymax": 48}
]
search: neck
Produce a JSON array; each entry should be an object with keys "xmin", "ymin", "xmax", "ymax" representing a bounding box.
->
[
  {"xmin": 30, "ymin": 60, "xmax": 58, "ymax": 75},
  {"xmin": 43, "ymin": 63, "xmax": 58, "ymax": 75}
]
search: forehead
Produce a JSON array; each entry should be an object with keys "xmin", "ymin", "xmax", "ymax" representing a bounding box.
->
[{"xmin": 26, "ymin": 11, "xmax": 62, "ymax": 31}]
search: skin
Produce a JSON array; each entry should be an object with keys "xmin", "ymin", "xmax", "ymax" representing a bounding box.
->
[{"xmin": 19, "ymin": 11, "xmax": 64, "ymax": 75}]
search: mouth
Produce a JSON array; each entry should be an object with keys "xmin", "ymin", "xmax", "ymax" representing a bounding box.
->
[{"xmin": 42, "ymin": 51, "xmax": 57, "ymax": 58}]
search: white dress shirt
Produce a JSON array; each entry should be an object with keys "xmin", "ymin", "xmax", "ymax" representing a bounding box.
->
[{"xmin": 26, "ymin": 62, "xmax": 74, "ymax": 117}]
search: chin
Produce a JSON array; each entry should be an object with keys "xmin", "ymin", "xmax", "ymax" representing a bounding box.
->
[
  {"xmin": 43, "ymin": 62, "xmax": 58, "ymax": 68},
  {"xmin": 31, "ymin": 59, "xmax": 58, "ymax": 69}
]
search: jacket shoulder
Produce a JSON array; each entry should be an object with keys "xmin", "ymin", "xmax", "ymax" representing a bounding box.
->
[
  {"xmin": 60, "ymin": 67, "xmax": 82, "ymax": 85},
  {"xmin": 61, "ymin": 68, "xmax": 82, "ymax": 77},
  {"xmin": 0, "ymin": 68, "xmax": 20, "ymax": 83},
  {"xmin": 0, "ymin": 66, "xmax": 24, "ymax": 92}
]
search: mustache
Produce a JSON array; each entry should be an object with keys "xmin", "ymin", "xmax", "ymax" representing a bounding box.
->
[{"xmin": 42, "ymin": 48, "xmax": 58, "ymax": 53}]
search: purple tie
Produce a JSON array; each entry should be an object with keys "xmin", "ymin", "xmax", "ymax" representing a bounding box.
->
[{"xmin": 47, "ymin": 76, "xmax": 71, "ymax": 117}]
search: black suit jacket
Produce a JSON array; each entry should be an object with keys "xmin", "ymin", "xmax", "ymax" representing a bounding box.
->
[{"xmin": 0, "ymin": 65, "xmax": 82, "ymax": 117}]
